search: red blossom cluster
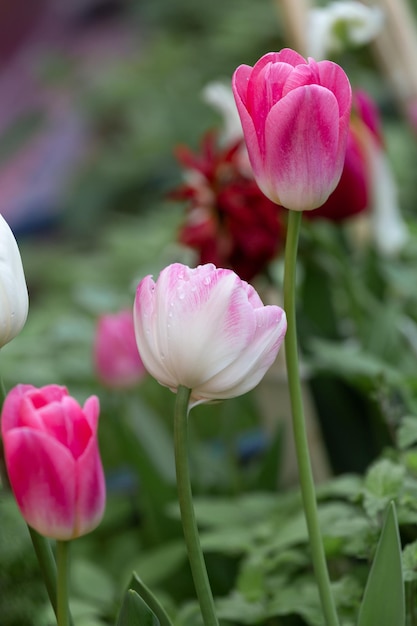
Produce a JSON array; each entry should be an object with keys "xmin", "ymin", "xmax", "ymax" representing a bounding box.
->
[{"xmin": 171, "ymin": 132, "xmax": 284, "ymax": 282}]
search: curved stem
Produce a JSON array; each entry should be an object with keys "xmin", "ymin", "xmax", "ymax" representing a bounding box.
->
[
  {"xmin": 56, "ymin": 540, "xmax": 70, "ymax": 626},
  {"xmin": 174, "ymin": 386, "xmax": 219, "ymax": 626},
  {"xmin": 283, "ymin": 210, "xmax": 340, "ymax": 626}
]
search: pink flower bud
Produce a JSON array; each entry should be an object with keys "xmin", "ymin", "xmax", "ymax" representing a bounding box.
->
[
  {"xmin": 1, "ymin": 384, "xmax": 106, "ymax": 540},
  {"xmin": 133, "ymin": 263, "xmax": 287, "ymax": 407},
  {"xmin": 94, "ymin": 309, "xmax": 146, "ymax": 388},
  {"xmin": 232, "ymin": 49, "xmax": 352, "ymax": 211}
]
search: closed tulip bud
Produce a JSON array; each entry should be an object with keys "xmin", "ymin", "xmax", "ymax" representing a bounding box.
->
[
  {"xmin": 232, "ymin": 49, "xmax": 352, "ymax": 211},
  {"xmin": 1, "ymin": 384, "xmax": 106, "ymax": 540},
  {"xmin": 94, "ymin": 309, "xmax": 146, "ymax": 388},
  {"xmin": 0, "ymin": 214, "xmax": 28, "ymax": 347},
  {"xmin": 133, "ymin": 263, "xmax": 287, "ymax": 407}
]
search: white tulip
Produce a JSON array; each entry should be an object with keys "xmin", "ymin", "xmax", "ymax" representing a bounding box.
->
[{"xmin": 0, "ymin": 215, "xmax": 29, "ymax": 347}]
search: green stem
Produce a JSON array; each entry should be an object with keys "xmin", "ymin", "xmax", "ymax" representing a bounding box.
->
[
  {"xmin": 283, "ymin": 210, "xmax": 339, "ymax": 626},
  {"xmin": 56, "ymin": 541, "xmax": 70, "ymax": 626},
  {"xmin": 174, "ymin": 386, "xmax": 219, "ymax": 626},
  {"xmin": 28, "ymin": 528, "xmax": 59, "ymax": 618}
]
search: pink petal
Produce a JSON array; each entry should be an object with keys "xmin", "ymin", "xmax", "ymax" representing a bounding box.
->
[
  {"xmin": 4, "ymin": 429, "xmax": 77, "ymax": 539},
  {"xmin": 194, "ymin": 305, "xmax": 287, "ymax": 401},
  {"xmin": 83, "ymin": 395, "xmax": 100, "ymax": 432},
  {"xmin": 316, "ymin": 60, "xmax": 352, "ymax": 118},
  {"xmin": 1, "ymin": 384, "xmax": 39, "ymax": 431},
  {"xmin": 264, "ymin": 85, "xmax": 342, "ymax": 209},
  {"xmin": 74, "ymin": 435, "xmax": 106, "ymax": 537}
]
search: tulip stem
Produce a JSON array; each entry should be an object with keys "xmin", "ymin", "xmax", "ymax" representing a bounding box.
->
[
  {"xmin": 283, "ymin": 210, "xmax": 340, "ymax": 626},
  {"xmin": 174, "ymin": 386, "xmax": 219, "ymax": 626},
  {"xmin": 56, "ymin": 540, "xmax": 70, "ymax": 626}
]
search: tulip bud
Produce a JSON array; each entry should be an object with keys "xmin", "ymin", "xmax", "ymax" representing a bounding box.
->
[
  {"xmin": 94, "ymin": 309, "xmax": 147, "ymax": 388},
  {"xmin": 133, "ymin": 263, "xmax": 287, "ymax": 407},
  {"xmin": 0, "ymin": 214, "xmax": 28, "ymax": 347},
  {"xmin": 232, "ymin": 49, "xmax": 352, "ymax": 211},
  {"xmin": 1, "ymin": 384, "xmax": 106, "ymax": 540}
]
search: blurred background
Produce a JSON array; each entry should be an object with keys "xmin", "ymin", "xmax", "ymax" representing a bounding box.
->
[{"xmin": 3, "ymin": 1, "xmax": 417, "ymax": 624}]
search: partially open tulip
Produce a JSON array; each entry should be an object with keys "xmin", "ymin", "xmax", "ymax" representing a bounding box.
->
[
  {"xmin": 232, "ymin": 49, "xmax": 352, "ymax": 211},
  {"xmin": 94, "ymin": 309, "xmax": 146, "ymax": 388},
  {"xmin": 0, "ymin": 214, "xmax": 28, "ymax": 347},
  {"xmin": 133, "ymin": 263, "xmax": 287, "ymax": 407},
  {"xmin": 1, "ymin": 384, "xmax": 105, "ymax": 540}
]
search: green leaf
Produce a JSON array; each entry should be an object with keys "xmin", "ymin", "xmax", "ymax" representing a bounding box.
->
[
  {"xmin": 116, "ymin": 589, "xmax": 161, "ymax": 626},
  {"xmin": 397, "ymin": 415, "xmax": 417, "ymax": 450},
  {"xmin": 357, "ymin": 501, "xmax": 405, "ymax": 626},
  {"xmin": 402, "ymin": 540, "xmax": 417, "ymax": 582},
  {"xmin": 128, "ymin": 572, "xmax": 174, "ymax": 626},
  {"xmin": 362, "ymin": 459, "xmax": 405, "ymax": 519}
]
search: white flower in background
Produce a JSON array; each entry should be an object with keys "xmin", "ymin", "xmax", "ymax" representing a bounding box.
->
[
  {"xmin": 307, "ymin": 1, "xmax": 384, "ymax": 60},
  {"xmin": 367, "ymin": 141, "xmax": 408, "ymax": 256},
  {"xmin": 202, "ymin": 81, "xmax": 244, "ymax": 146},
  {"xmin": 201, "ymin": 81, "xmax": 252, "ymax": 176},
  {"xmin": 0, "ymin": 214, "xmax": 29, "ymax": 347}
]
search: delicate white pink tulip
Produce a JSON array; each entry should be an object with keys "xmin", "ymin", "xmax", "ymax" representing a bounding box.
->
[
  {"xmin": 133, "ymin": 263, "xmax": 286, "ymax": 406},
  {"xmin": 232, "ymin": 49, "xmax": 352, "ymax": 211}
]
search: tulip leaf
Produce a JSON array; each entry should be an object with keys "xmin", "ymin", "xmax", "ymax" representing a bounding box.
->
[
  {"xmin": 357, "ymin": 501, "xmax": 405, "ymax": 626},
  {"xmin": 128, "ymin": 572, "xmax": 174, "ymax": 626},
  {"xmin": 116, "ymin": 589, "xmax": 161, "ymax": 626}
]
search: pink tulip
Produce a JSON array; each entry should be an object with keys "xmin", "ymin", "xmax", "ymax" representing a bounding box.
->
[
  {"xmin": 1, "ymin": 384, "xmax": 106, "ymax": 540},
  {"xmin": 94, "ymin": 309, "xmax": 146, "ymax": 388},
  {"xmin": 232, "ymin": 49, "xmax": 352, "ymax": 211},
  {"xmin": 133, "ymin": 263, "xmax": 286, "ymax": 406}
]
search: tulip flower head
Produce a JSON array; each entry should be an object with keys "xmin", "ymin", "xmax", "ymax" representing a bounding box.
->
[
  {"xmin": 134, "ymin": 263, "xmax": 287, "ymax": 407},
  {"xmin": 0, "ymin": 214, "xmax": 28, "ymax": 348},
  {"xmin": 1, "ymin": 384, "xmax": 106, "ymax": 540},
  {"xmin": 94, "ymin": 309, "xmax": 146, "ymax": 388},
  {"xmin": 232, "ymin": 49, "xmax": 352, "ymax": 211}
]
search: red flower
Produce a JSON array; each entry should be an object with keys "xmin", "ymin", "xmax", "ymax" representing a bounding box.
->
[{"xmin": 172, "ymin": 132, "xmax": 283, "ymax": 282}]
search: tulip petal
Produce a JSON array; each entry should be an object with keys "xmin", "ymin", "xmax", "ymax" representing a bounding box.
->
[
  {"xmin": 263, "ymin": 85, "xmax": 342, "ymax": 209},
  {"xmin": 4, "ymin": 429, "xmax": 77, "ymax": 539},
  {"xmin": 232, "ymin": 65, "xmax": 264, "ymax": 179},
  {"xmin": 83, "ymin": 395, "xmax": 100, "ymax": 431},
  {"xmin": 194, "ymin": 305, "xmax": 287, "ymax": 401},
  {"xmin": 316, "ymin": 60, "xmax": 352, "ymax": 117},
  {"xmin": 75, "ymin": 436, "xmax": 106, "ymax": 537}
]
